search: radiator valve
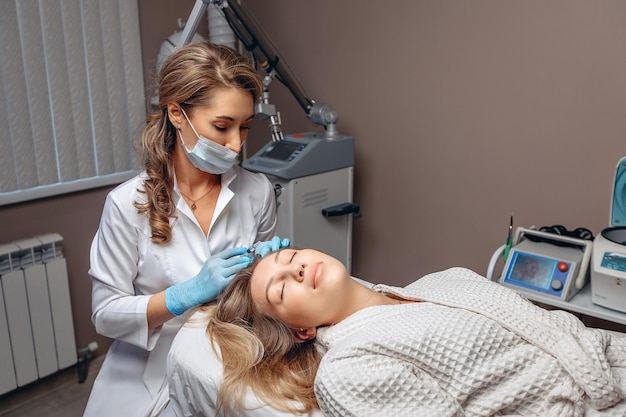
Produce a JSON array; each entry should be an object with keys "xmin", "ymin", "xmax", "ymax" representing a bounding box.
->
[{"xmin": 77, "ymin": 341, "xmax": 99, "ymax": 383}]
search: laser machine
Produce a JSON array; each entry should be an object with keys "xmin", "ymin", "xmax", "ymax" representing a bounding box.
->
[
  {"xmin": 495, "ymin": 227, "xmax": 592, "ymax": 301},
  {"xmin": 487, "ymin": 224, "xmax": 593, "ymax": 303},
  {"xmin": 180, "ymin": 1, "xmax": 360, "ymax": 271}
]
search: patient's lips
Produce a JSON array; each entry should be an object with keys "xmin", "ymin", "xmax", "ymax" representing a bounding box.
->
[{"xmin": 308, "ymin": 262, "xmax": 321, "ymax": 289}]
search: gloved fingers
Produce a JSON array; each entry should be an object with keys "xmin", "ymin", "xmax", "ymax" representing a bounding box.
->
[
  {"xmin": 269, "ymin": 236, "xmax": 282, "ymax": 251},
  {"xmin": 256, "ymin": 236, "xmax": 291, "ymax": 257},
  {"xmin": 219, "ymin": 260, "xmax": 252, "ymax": 282},
  {"xmin": 199, "ymin": 254, "xmax": 251, "ymax": 279},
  {"xmin": 218, "ymin": 274, "xmax": 236, "ymax": 290},
  {"xmin": 213, "ymin": 246, "xmax": 248, "ymax": 260},
  {"xmin": 220, "ymin": 253, "xmax": 254, "ymax": 269},
  {"xmin": 271, "ymin": 236, "xmax": 290, "ymax": 251},
  {"xmin": 254, "ymin": 241, "xmax": 273, "ymax": 258}
]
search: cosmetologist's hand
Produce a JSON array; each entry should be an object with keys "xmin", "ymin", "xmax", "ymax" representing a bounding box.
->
[
  {"xmin": 165, "ymin": 246, "xmax": 253, "ymax": 316},
  {"xmin": 254, "ymin": 236, "xmax": 290, "ymax": 257}
]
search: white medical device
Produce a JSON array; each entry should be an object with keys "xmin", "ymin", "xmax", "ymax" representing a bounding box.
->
[
  {"xmin": 489, "ymin": 227, "xmax": 592, "ymax": 301},
  {"xmin": 590, "ymin": 157, "xmax": 626, "ymax": 313},
  {"xmin": 244, "ymin": 139, "xmax": 358, "ymax": 272}
]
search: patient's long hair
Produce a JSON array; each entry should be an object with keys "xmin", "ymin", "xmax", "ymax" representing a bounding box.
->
[{"xmin": 202, "ymin": 258, "xmax": 320, "ymax": 415}]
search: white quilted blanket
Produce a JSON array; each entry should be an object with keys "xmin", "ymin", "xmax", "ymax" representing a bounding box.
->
[{"xmin": 315, "ymin": 267, "xmax": 626, "ymax": 417}]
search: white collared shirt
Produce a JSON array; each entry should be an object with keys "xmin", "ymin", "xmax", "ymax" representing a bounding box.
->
[{"xmin": 85, "ymin": 165, "xmax": 277, "ymax": 417}]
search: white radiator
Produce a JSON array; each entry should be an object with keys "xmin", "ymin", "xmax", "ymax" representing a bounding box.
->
[{"xmin": 0, "ymin": 233, "xmax": 77, "ymax": 395}]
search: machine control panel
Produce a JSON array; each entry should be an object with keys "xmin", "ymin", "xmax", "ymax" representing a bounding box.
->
[
  {"xmin": 498, "ymin": 228, "xmax": 592, "ymax": 301},
  {"xmin": 243, "ymin": 132, "xmax": 354, "ymax": 180},
  {"xmin": 600, "ymin": 251, "xmax": 626, "ymax": 273},
  {"xmin": 260, "ymin": 141, "xmax": 307, "ymax": 162},
  {"xmin": 502, "ymin": 250, "xmax": 574, "ymax": 297}
]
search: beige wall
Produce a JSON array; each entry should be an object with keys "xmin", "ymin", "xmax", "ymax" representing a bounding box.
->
[
  {"xmin": 243, "ymin": 1, "xmax": 626, "ymax": 286},
  {"xmin": 1, "ymin": 0, "xmax": 625, "ymax": 357}
]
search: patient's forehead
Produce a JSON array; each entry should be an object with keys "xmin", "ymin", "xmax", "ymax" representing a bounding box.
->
[
  {"xmin": 254, "ymin": 254, "xmax": 272, "ymax": 274},
  {"xmin": 250, "ymin": 251, "xmax": 281, "ymax": 293},
  {"xmin": 256, "ymin": 248, "xmax": 289, "ymax": 268}
]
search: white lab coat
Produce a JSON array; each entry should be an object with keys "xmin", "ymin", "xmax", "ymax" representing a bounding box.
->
[{"xmin": 84, "ymin": 165, "xmax": 277, "ymax": 417}]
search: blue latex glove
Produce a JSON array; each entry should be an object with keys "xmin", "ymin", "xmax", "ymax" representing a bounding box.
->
[
  {"xmin": 253, "ymin": 236, "xmax": 290, "ymax": 257},
  {"xmin": 165, "ymin": 247, "xmax": 253, "ymax": 316}
]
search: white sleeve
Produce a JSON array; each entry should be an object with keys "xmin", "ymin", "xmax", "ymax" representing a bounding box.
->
[
  {"xmin": 90, "ymin": 190, "xmax": 157, "ymax": 349},
  {"xmin": 315, "ymin": 352, "xmax": 464, "ymax": 417}
]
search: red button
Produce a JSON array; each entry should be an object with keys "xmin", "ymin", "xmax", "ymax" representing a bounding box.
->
[{"xmin": 557, "ymin": 262, "xmax": 569, "ymax": 272}]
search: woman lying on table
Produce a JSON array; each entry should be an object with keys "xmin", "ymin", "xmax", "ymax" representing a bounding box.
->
[{"xmin": 167, "ymin": 247, "xmax": 626, "ymax": 417}]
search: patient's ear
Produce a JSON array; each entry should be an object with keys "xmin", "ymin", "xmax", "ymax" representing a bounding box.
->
[{"xmin": 293, "ymin": 327, "xmax": 317, "ymax": 344}]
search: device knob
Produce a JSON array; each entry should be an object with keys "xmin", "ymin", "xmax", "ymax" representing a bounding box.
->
[
  {"xmin": 551, "ymin": 280, "xmax": 563, "ymax": 291},
  {"xmin": 557, "ymin": 262, "xmax": 569, "ymax": 272}
]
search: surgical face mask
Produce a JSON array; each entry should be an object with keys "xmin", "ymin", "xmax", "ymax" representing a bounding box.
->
[{"xmin": 178, "ymin": 108, "xmax": 239, "ymax": 174}]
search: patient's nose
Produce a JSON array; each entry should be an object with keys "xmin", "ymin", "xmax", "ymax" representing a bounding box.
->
[{"xmin": 293, "ymin": 263, "xmax": 305, "ymax": 282}]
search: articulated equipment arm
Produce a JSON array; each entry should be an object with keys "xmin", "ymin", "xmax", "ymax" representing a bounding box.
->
[{"xmin": 179, "ymin": 0, "xmax": 340, "ymax": 139}]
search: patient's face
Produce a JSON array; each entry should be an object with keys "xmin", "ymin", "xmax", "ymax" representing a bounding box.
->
[{"xmin": 249, "ymin": 248, "xmax": 350, "ymax": 328}]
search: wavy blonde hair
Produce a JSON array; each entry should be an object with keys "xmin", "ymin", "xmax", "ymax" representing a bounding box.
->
[
  {"xmin": 201, "ymin": 257, "xmax": 320, "ymax": 415},
  {"xmin": 135, "ymin": 42, "xmax": 262, "ymax": 243}
]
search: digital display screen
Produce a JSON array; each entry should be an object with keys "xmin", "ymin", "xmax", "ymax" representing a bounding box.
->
[
  {"xmin": 261, "ymin": 141, "xmax": 302, "ymax": 161},
  {"xmin": 508, "ymin": 252, "xmax": 556, "ymax": 289},
  {"xmin": 601, "ymin": 251, "xmax": 626, "ymax": 273}
]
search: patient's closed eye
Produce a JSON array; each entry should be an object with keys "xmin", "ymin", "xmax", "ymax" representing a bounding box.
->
[{"xmin": 274, "ymin": 250, "xmax": 298, "ymax": 303}]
